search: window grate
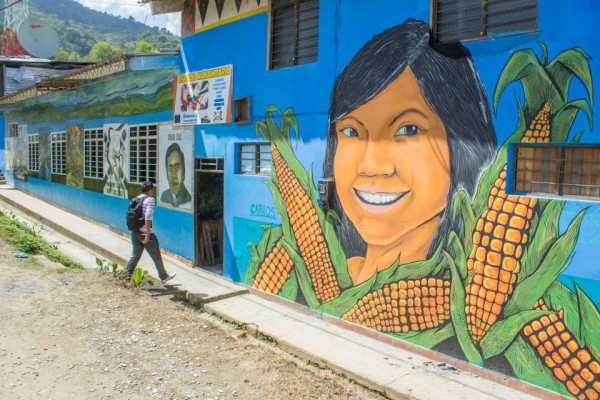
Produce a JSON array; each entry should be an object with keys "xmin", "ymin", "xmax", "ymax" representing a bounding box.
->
[
  {"xmin": 84, "ymin": 128, "xmax": 104, "ymax": 179},
  {"xmin": 51, "ymin": 132, "xmax": 67, "ymax": 175},
  {"xmin": 432, "ymin": 0, "xmax": 538, "ymax": 44},
  {"xmin": 8, "ymin": 123, "xmax": 19, "ymax": 138},
  {"xmin": 195, "ymin": 157, "xmax": 225, "ymax": 173},
  {"xmin": 28, "ymin": 134, "xmax": 39, "ymax": 172},
  {"xmin": 269, "ymin": 0, "xmax": 319, "ymax": 70},
  {"xmin": 238, "ymin": 143, "xmax": 271, "ymax": 175},
  {"xmin": 129, "ymin": 124, "xmax": 158, "ymax": 184},
  {"xmin": 511, "ymin": 144, "xmax": 600, "ymax": 200}
]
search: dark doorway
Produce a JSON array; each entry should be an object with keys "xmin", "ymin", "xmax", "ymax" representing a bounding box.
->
[{"xmin": 194, "ymin": 157, "xmax": 224, "ymax": 275}]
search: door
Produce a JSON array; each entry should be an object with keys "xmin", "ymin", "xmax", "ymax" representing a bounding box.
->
[{"xmin": 194, "ymin": 157, "xmax": 224, "ymax": 274}]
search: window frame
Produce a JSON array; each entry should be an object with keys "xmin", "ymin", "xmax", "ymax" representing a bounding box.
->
[
  {"xmin": 508, "ymin": 142, "xmax": 600, "ymax": 202},
  {"xmin": 431, "ymin": 0, "xmax": 539, "ymax": 44},
  {"xmin": 51, "ymin": 131, "xmax": 67, "ymax": 175},
  {"xmin": 129, "ymin": 123, "xmax": 158, "ymax": 184},
  {"xmin": 84, "ymin": 128, "xmax": 104, "ymax": 179},
  {"xmin": 238, "ymin": 143, "xmax": 272, "ymax": 176},
  {"xmin": 268, "ymin": 0, "xmax": 319, "ymax": 70},
  {"xmin": 8, "ymin": 123, "xmax": 19, "ymax": 138},
  {"xmin": 28, "ymin": 134, "xmax": 40, "ymax": 172}
]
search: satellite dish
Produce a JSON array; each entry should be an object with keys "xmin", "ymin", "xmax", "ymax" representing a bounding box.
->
[{"xmin": 17, "ymin": 19, "xmax": 60, "ymax": 59}]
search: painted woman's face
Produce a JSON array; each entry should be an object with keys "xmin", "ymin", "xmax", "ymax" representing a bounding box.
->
[{"xmin": 333, "ymin": 68, "xmax": 451, "ymax": 247}]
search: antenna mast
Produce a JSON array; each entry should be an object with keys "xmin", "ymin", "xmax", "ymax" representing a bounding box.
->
[{"xmin": 2, "ymin": 0, "xmax": 30, "ymax": 56}]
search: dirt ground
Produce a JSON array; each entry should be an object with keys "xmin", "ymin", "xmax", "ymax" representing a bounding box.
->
[{"xmin": 0, "ymin": 240, "xmax": 383, "ymax": 400}]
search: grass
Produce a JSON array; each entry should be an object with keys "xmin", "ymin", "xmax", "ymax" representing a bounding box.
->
[{"xmin": 0, "ymin": 210, "xmax": 83, "ymax": 270}]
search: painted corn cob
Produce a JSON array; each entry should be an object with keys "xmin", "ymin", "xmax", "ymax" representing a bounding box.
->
[
  {"xmin": 523, "ymin": 299, "xmax": 600, "ymax": 400},
  {"xmin": 465, "ymin": 103, "xmax": 550, "ymax": 343},
  {"xmin": 272, "ymin": 144, "xmax": 341, "ymax": 302},
  {"xmin": 522, "ymin": 102, "xmax": 551, "ymax": 142},
  {"xmin": 252, "ymin": 240, "xmax": 295, "ymax": 295},
  {"xmin": 342, "ymin": 278, "xmax": 451, "ymax": 333}
]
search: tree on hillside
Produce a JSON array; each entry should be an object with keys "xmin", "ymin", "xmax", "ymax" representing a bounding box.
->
[
  {"xmin": 53, "ymin": 47, "xmax": 81, "ymax": 62},
  {"xmin": 85, "ymin": 41, "xmax": 122, "ymax": 62},
  {"xmin": 133, "ymin": 41, "xmax": 156, "ymax": 53}
]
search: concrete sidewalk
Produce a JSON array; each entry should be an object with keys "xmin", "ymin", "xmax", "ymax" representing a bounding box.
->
[{"xmin": 0, "ymin": 185, "xmax": 552, "ymax": 400}]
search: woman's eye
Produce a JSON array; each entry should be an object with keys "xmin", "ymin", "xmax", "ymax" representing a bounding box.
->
[
  {"xmin": 340, "ymin": 127, "xmax": 359, "ymax": 137},
  {"xmin": 394, "ymin": 125, "xmax": 420, "ymax": 136}
]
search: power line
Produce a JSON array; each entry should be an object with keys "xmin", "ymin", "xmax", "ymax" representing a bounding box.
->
[{"xmin": 0, "ymin": 0, "xmax": 24, "ymax": 13}]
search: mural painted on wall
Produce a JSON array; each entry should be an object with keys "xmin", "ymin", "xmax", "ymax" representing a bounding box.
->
[
  {"xmin": 181, "ymin": 0, "xmax": 196, "ymax": 38},
  {"xmin": 244, "ymin": 20, "xmax": 600, "ymax": 399},
  {"xmin": 5, "ymin": 69, "xmax": 175, "ymax": 125},
  {"xmin": 158, "ymin": 124, "xmax": 193, "ymax": 211},
  {"xmin": 38, "ymin": 127, "xmax": 51, "ymax": 181},
  {"xmin": 9, "ymin": 125, "xmax": 28, "ymax": 181},
  {"xmin": 66, "ymin": 125, "xmax": 84, "ymax": 188},
  {"xmin": 103, "ymin": 123, "xmax": 129, "ymax": 199},
  {"xmin": 190, "ymin": 0, "xmax": 266, "ymax": 33}
]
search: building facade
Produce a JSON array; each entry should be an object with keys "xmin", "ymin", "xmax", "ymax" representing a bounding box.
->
[{"xmin": 3, "ymin": 1, "xmax": 600, "ymax": 398}]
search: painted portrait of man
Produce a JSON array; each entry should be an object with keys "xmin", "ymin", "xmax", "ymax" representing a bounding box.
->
[{"xmin": 160, "ymin": 143, "xmax": 192, "ymax": 208}]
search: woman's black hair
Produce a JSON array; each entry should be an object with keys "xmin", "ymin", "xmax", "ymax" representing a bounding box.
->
[{"xmin": 322, "ymin": 19, "xmax": 497, "ymax": 258}]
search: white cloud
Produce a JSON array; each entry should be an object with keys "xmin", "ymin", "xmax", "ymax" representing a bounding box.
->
[{"xmin": 72, "ymin": 0, "xmax": 181, "ymax": 36}]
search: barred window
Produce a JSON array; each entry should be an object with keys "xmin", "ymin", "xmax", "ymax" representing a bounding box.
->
[
  {"xmin": 239, "ymin": 143, "xmax": 271, "ymax": 175},
  {"xmin": 8, "ymin": 123, "xmax": 19, "ymax": 138},
  {"xmin": 28, "ymin": 134, "xmax": 39, "ymax": 172},
  {"xmin": 269, "ymin": 0, "xmax": 319, "ymax": 70},
  {"xmin": 511, "ymin": 144, "xmax": 600, "ymax": 200},
  {"xmin": 51, "ymin": 132, "xmax": 67, "ymax": 175},
  {"xmin": 129, "ymin": 124, "xmax": 157, "ymax": 184},
  {"xmin": 84, "ymin": 128, "xmax": 104, "ymax": 179},
  {"xmin": 432, "ymin": 0, "xmax": 538, "ymax": 44}
]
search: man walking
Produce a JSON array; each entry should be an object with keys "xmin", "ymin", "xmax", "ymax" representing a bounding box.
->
[{"xmin": 126, "ymin": 181, "xmax": 176, "ymax": 284}]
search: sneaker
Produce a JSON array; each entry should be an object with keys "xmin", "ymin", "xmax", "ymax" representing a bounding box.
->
[{"xmin": 160, "ymin": 273, "xmax": 176, "ymax": 284}]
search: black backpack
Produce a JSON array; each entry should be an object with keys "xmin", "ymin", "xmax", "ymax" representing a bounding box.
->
[{"xmin": 126, "ymin": 195, "xmax": 146, "ymax": 231}]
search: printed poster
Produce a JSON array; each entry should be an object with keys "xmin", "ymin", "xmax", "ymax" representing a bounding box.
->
[
  {"xmin": 158, "ymin": 124, "xmax": 193, "ymax": 211},
  {"xmin": 103, "ymin": 123, "xmax": 129, "ymax": 198},
  {"xmin": 173, "ymin": 65, "xmax": 233, "ymax": 126}
]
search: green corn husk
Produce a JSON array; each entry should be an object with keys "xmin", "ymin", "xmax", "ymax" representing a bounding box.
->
[
  {"xmin": 255, "ymin": 106, "xmax": 352, "ymax": 304},
  {"xmin": 445, "ymin": 251, "xmax": 482, "ymax": 365},
  {"xmin": 574, "ymin": 282, "xmax": 600, "ymax": 360},
  {"xmin": 504, "ymin": 336, "xmax": 572, "ymax": 398},
  {"xmin": 503, "ymin": 209, "xmax": 586, "ymax": 317},
  {"xmin": 244, "ymin": 225, "xmax": 299, "ymax": 302}
]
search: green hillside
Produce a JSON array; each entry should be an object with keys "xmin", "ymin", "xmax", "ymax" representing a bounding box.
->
[{"xmin": 6, "ymin": 0, "xmax": 180, "ymax": 60}]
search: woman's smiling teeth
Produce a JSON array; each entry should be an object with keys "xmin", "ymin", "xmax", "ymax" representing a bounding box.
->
[{"xmin": 354, "ymin": 189, "xmax": 407, "ymax": 206}]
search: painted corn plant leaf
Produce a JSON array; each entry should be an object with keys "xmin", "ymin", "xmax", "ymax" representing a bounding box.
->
[
  {"xmin": 504, "ymin": 209, "xmax": 586, "ymax": 317},
  {"xmin": 317, "ymin": 273, "xmax": 377, "ymax": 317},
  {"xmin": 574, "ymin": 283, "xmax": 600, "ymax": 360},
  {"xmin": 445, "ymin": 251, "xmax": 483, "ymax": 365},
  {"xmin": 551, "ymin": 99, "xmax": 593, "ymax": 143},
  {"xmin": 264, "ymin": 181, "xmax": 295, "ymax": 250},
  {"xmin": 519, "ymin": 200, "xmax": 564, "ymax": 282},
  {"xmin": 480, "ymin": 309, "xmax": 552, "ymax": 359},
  {"xmin": 373, "ymin": 244, "xmax": 445, "ymax": 286},
  {"xmin": 392, "ymin": 322, "xmax": 454, "ymax": 350},
  {"xmin": 450, "ymin": 189, "xmax": 476, "ymax": 251},
  {"xmin": 543, "ymin": 281, "xmax": 582, "ymax": 343},
  {"xmin": 447, "ymin": 231, "xmax": 467, "ymax": 281},
  {"xmin": 493, "ymin": 46, "xmax": 563, "ymax": 122},
  {"xmin": 571, "ymin": 130, "xmax": 586, "ymax": 143},
  {"xmin": 547, "ymin": 47, "xmax": 594, "ymax": 107},
  {"xmin": 279, "ymin": 239, "xmax": 321, "ymax": 309},
  {"xmin": 243, "ymin": 224, "xmax": 280, "ymax": 286},
  {"xmin": 504, "ymin": 336, "xmax": 571, "ymax": 397},
  {"xmin": 472, "ymin": 94, "xmax": 526, "ymax": 218},
  {"xmin": 278, "ymin": 264, "xmax": 299, "ymax": 302}
]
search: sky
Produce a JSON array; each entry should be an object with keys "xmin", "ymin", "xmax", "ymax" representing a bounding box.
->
[{"xmin": 73, "ymin": 0, "xmax": 181, "ymax": 36}]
